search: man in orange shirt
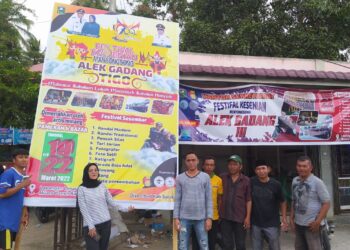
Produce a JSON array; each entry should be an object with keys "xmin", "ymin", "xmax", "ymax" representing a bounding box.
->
[{"xmin": 193, "ymin": 156, "xmax": 223, "ymax": 250}]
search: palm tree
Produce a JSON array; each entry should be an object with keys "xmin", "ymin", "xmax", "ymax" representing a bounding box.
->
[
  {"xmin": 24, "ymin": 37, "xmax": 44, "ymax": 65},
  {"xmin": 0, "ymin": 0, "xmax": 34, "ymax": 45},
  {"xmin": 0, "ymin": 0, "xmax": 35, "ymax": 61}
]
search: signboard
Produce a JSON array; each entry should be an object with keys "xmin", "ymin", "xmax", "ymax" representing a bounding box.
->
[
  {"xmin": 0, "ymin": 128, "xmax": 13, "ymax": 145},
  {"xmin": 179, "ymin": 84, "xmax": 350, "ymax": 145},
  {"xmin": 26, "ymin": 3, "xmax": 179, "ymax": 209},
  {"xmin": 13, "ymin": 129, "xmax": 33, "ymax": 145}
]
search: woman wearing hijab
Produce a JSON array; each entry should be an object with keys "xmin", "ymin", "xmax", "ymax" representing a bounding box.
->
[{"xmin": 78, "ymin": 163, "xmax": 131, "ymax": 250}]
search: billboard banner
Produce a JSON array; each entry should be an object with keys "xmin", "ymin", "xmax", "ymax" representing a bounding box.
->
[
  {"xmin": 13, "ymin": 129, "xmax": 33, "ymax": 145},
  {"xmin": 179, "ymin": 84, "xmax": 350, "ymax": 145},
  {"xmin": 26, "ymin": 3, "xmax": 179, "ymax": 209}
]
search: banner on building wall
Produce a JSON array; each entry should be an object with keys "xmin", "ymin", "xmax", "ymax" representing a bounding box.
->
[
  {"xmin": 25, "ymin": 3, "xmax": 179, "ymax": 209},
  {"xmin": 179, "ymin": 84, "xmax": 350, "ymax": 145}
]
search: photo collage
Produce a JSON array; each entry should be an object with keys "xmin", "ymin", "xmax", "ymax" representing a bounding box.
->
[{"xmin": 43, "ymin": 88, "xmax": 175, "ymax": 115}]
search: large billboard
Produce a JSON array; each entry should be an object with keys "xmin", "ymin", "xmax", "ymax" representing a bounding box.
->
[
  {"xmin": 26, "ymin": 3, "xmax": 179, "ymax": 209},
  {"xmin": 179, "ymin": 84, "xmax": 350, "ymax": 145}
]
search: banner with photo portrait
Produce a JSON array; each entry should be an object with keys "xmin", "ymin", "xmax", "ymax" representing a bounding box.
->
[
  {"xmin": 26, "ymin": 3, "xmax": 179, "ymax": 209},
  {"xmin": 179, "ymin": 84, "xmax": 350, "ymax": 145}
]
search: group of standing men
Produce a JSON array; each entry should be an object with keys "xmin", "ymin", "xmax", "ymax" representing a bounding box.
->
[{"xmin": 174, "ymin": 152, "xmax": 330, "ymax": 250}]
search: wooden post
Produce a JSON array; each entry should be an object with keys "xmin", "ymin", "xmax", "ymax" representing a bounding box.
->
[
  {"xmin": 172, "ymin": 219, "xmax": 178, "ymax": 250},
  {"xmin": 14, "ymin": 207, "xmax": 27, "ymax": 250}
]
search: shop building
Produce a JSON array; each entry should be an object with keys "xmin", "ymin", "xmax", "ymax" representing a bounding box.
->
[
  {"xmin": 31, "ymin": 52, "xmax": 350, "ymax": 215},
  {"xmin": 178, "ymin": 52, "xmax": 350, "ymax": 216}
]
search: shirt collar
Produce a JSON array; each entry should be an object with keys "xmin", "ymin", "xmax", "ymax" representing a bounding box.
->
[
  {"xmin": 11, "ymin": 167, "xmax": 24, "ymax": 177},
  {"xmin": 297, "ymin": 173, "xmax": 313, "ymax": 182},
  {"xmin": 226, "ymin": 173, "xmax": 243, "ymax": 181}
]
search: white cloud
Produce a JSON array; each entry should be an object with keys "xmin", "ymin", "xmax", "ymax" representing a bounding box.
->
[
  {"xmin": 147, "ymin": 75, "xmax": 178, "ymax": 93},
  {"xmin": 127, "ymin": 148, "xmax": 176, "ymax": 172},
  {"xmin": 44, "ymin": 59, "xmax": 77, "ymax": 76}
]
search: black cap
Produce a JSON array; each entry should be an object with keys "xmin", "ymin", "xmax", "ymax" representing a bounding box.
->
[
  {"xmin": 254, "ymin": 159, "xmax": 268, "ymax": 169},
  {"xmin": 77, "ymin": 9, "xmax": 85, "ymax": 14},
  {"xmin": 156, "ymin": 23, "xmax": 165, "ymax": 30}
]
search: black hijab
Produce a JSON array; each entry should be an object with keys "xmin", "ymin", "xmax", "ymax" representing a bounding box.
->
[{"xmin": 81, "ymin": 163, "xmax": 101, "ymax": 188}]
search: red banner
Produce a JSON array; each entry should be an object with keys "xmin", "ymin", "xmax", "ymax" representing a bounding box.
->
[{"xmin": 179, "ymin": 84, "xmax": 350, "ymax": 145}]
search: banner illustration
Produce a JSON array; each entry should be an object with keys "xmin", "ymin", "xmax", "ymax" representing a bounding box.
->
[
  {"xmin": 26, "ymin": 3, "xmax": 179, "ymax": 209},
  {"xmin": 179, "ymin": 84, "xmax": 350, "ymax": 145}
]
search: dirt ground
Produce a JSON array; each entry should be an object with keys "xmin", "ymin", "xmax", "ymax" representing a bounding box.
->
[{"xmin": 20, "ymin": 209, "xmax": 350, "ymax": 250}]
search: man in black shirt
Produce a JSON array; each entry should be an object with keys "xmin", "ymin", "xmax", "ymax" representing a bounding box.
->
[{"xmin": 250, "ymin": 160, "xmax": 288, "ymax": 250}]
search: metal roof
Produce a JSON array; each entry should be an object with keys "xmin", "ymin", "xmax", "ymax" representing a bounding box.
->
[{"xmin": 180, "ymin": 64, "xmax": 350, "ymax": 81}]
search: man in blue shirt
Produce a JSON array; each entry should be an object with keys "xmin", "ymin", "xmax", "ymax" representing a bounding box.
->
[{"xmin": 0, "ymin": 149, "xmax": 31, "ymax": 250}]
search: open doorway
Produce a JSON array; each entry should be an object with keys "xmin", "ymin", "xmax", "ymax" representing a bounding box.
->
[{"xmin": 179, "ymin": 144, "xmax": 320, "ymax": 207}]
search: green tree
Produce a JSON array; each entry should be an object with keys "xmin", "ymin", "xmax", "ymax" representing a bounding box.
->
[
  {"xmin": 133, "ymin": 0, "xmax": 350, "ymax": 60},
  {"xmin": 131, "ymin": 0, "xmax": 187, "ymax": 21},
  {"xmin": 0, "ymin": 0, "xmax": 40, "ymax": 128},
  {"xmin": 23, "ymin": 37, "xmax": 45, "ymax": 65},
  {"xmin": 71, "ymin": 0, "xmax": 109, "ymax": 10},
  {"xmin": 0, "ymin": 0, "xmax": 35, "ymax": 62},
  {"xmin": 271, "ymin": 0, "xmax": 350, "ymax": 59},
  {"xmin": 0, "ymin": 60, "xmax": 40, "ymax": 128}
]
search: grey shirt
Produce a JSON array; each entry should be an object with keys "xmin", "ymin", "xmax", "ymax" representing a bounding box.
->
[
  {"xmin": 174, "ymin": 171, "xmax": 213, "ymax": 220},
  {"xmin": 292, "ymin": 174, "xmax": 330, "ymax": 226}
]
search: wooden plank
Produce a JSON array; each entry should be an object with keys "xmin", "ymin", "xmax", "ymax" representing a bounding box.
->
[
  {"xmin": 172, "ymin": 219, "xmax": 178, "ymax": 250},
  {"xmin": 14, "ymin": 207, "xmax": 27, "ymax": 250}
]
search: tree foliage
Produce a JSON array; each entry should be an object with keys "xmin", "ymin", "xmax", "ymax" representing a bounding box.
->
[
  {"xmin": 23, "ymin": 37, "xmax": 45, "ymax": 65},
  {"xmin": 71, "ymin": 0, "xmax": 109, "ymax": 10},
  {"xmin": 133, "ymin": 0, "xmax": 350, "ymax": 60},
  {"xmin": 0, "ymin": 60, "xmax": 41, "ymax": 128},
  {"xmin": 0, "ymin": 0, "xmax": 41, "ymax": 128}
]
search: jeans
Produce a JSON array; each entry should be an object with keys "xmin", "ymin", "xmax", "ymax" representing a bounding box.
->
[
  {"xmin": 192, "ymin": 220, "xmax": 219, "ymax": 250},
  {"xmin": 221, "ymin": 219, "xmax": 246, "ymax": 250},
  {"xmin": 251, "ymin": 225, "xmax": 280, "ymax": 250},
  {"xmin": 178, "ymin": 219, "xmax": 208, "ymax": 250},
  {"xmin": 83, "ymin": 220, "xmax": 111, "ymax": 250},
  {"xmin": 294, "ymin": 224, "xmax": 322, "ymax": 250}
]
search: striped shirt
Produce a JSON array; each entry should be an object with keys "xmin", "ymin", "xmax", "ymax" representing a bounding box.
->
[
  {"xmin": 174, "ymin": 171, "xmax": 213, "ymax": 220},
  {"xmin": 77, "ymin": 183, "xmax": 124, "ymax": 229}
]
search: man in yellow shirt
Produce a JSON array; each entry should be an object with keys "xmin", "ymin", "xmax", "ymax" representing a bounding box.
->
[{"xmin": 192, "ymin": 156, "xmax": 223, "ymax": 250}]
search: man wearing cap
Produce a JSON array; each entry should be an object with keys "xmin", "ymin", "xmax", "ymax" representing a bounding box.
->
[
  {"xmin": 67, "ymin": 9, "xmax": 88, "ymax": 34},
  {"xmin": 174, "ymin": 152, "xmax": 212, "ymax": 250},
  {"xmin": 0, "ymin": 149, "xmax": 31, "ymax": 250},
  {"xmin": 220, "ymin": 155, "xmax": 251, "ymax": 250},
  {"xmin": 152, "ymin": 23, "xmax": 171, "ymax": 47},
  {"xmin": 250, "ymin": 160, "xmax": 288, "ymax": 250}
]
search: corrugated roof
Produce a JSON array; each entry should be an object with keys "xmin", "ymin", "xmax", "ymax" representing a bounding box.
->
[
  {"xmin": 30, "ymin": 63, "xmax": 350, "ymax": 81},
  {"xmin": 180, "ymin": 64, "xmax": 350, "ymax": 81}
]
